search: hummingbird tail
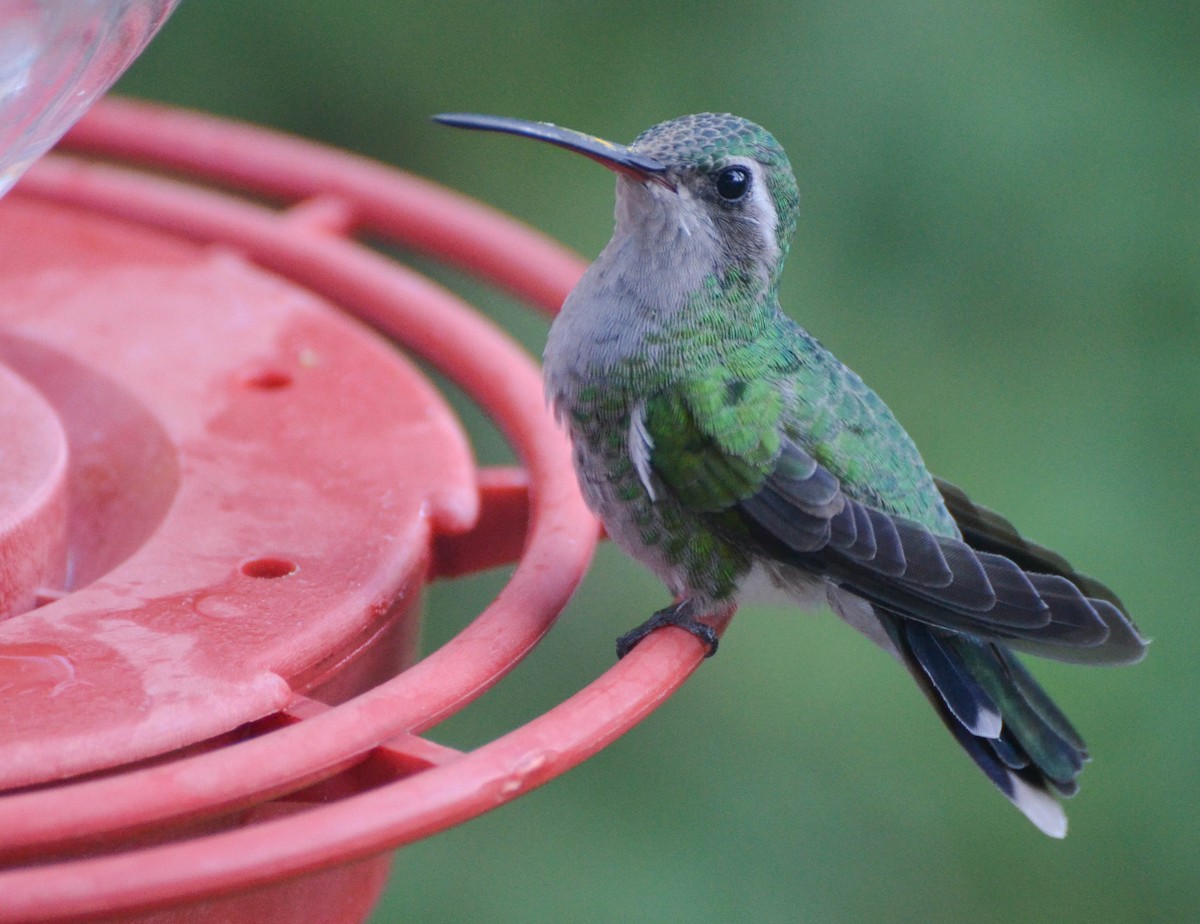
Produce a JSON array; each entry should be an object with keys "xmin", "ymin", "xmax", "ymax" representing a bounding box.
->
[{"xmin": 891, "ymin": 616, "xmax": 1088, "ymax": 837}]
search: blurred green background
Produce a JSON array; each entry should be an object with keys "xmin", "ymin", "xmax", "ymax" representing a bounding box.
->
[{"xmin": 115, "ymin": 3, "xmax": 1197, "ymax": 921}]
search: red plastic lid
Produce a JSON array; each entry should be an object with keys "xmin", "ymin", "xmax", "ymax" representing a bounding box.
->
[{"xmin": 0, "ymin": 191, "xmax": 478, "ymax": 788}]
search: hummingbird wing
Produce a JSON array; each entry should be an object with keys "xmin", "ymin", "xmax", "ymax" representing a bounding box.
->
[
  {"xmin": 933, "ymin": 478, "xmax": 1130, "ymax": 615},
  {"xmin": 642, "ymin": 382, "xmax": 1146, "ymax": 666},
  {"xmin": 741, "ymin": 441, "xmax": 1146, "ymax": 665}
]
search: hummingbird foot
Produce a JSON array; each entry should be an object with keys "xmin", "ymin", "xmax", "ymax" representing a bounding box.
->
[{"xmin": 615, "ymin": 599, "xmax": 719, "ymax": 660}]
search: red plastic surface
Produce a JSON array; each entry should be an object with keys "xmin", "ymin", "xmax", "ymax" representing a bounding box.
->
[
  {"xmin": 0, "ymin": 99, "xmax": 727, "ymax": 922},
  {"xmin": 0, "ymin": 194, "xmax": 476, "ymax": 788},
  {"xmin": 0, "ymin": 362, "xmax": 68, "ymax": 617}
]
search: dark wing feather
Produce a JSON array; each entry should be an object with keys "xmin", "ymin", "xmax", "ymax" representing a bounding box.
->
[
  {"xmin": 935, "ymin": 478, "xmax": 1129, "ymax": 611},
  {"xmin": 736, "ymin": 439, "xmax": 1147, "ymax": 666},
  {"xmin": 935, "ymin": 478, "xmax": 1147, "ymax": 664}
]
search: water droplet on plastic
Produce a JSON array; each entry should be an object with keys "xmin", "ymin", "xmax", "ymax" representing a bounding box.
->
[
  {"xmin": 194, "ymin": 595, "xmax": 246, "ymax": 619},
  {"xmin": 0, "ymin": 642, "xmax": 79, "ymax": 696}
]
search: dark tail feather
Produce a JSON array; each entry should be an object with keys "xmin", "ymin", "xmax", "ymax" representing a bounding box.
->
[{"xmin": 891, "ymin": 616, "xmax": 1089, "ymax": 837}]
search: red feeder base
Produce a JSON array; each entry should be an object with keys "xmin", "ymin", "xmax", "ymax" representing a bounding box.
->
[{"xmin": 0, "ymin": 99, "xmax": 726, "ymax": 923}]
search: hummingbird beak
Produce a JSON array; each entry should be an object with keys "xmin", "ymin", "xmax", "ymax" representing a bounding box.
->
[{"xmin": 433, "ymin": 113, "xmax": 671, "ymax": 185}]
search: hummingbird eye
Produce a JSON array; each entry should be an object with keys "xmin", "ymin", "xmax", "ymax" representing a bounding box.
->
[{"xmin": 714, "ymin": 166, "xmax": 751, "ymax": 201}]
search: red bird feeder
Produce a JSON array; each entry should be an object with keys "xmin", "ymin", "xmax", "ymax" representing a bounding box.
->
[{"xmin": 0, "ymin": 99, "xmax": 723, "ymax": 922}]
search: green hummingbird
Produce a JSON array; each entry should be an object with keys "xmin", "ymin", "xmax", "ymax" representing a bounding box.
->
[{"xmin": 434, "ymin": 112, "xmax": 1147, "ymax": 836}]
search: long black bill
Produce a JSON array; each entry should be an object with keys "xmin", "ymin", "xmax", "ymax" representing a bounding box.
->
[{"xmin": 433, "ymin": 113, "xmax": 668, "ymax": 181}]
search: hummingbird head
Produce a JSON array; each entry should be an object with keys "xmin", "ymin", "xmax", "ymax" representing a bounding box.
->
[
  {"xmin": 626, "ymin": 113, "xmax": 799, "ymax": 283},
  {"xmin": 434, "ymin": 112, "xmax": 799, "ymax": 290}
]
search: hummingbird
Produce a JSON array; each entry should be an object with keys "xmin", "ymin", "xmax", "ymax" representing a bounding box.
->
[{"xmin": 434, "ymin": 112, "xmax": 1147, "ymax": 837}]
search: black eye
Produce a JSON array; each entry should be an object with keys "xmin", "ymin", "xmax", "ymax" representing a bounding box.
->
[{"xmin": 715, "ymin": 166, "xmax": 751, "ymax": 201}]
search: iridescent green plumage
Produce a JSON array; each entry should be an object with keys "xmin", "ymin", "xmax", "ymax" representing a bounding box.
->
[{"xmin": 435, "ymin": 111, "xmax": 1147, "ymax": 837}]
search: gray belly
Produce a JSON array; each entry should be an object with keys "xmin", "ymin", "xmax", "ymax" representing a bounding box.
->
[{"xmin": 568, "ymin": 436, "xmax": 690, "ymax": 596}]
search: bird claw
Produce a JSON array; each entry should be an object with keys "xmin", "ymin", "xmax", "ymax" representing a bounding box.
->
[{"xmin": 615, "ymin": 600, "xmax": 720, "ymax": 659}]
